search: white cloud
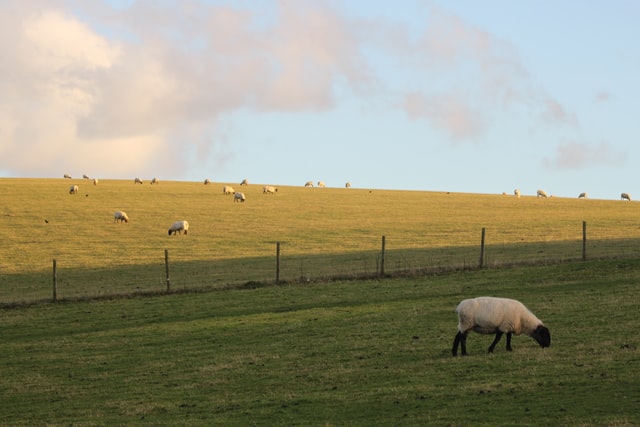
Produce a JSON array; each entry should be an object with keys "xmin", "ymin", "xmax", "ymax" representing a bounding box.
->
[{"xmin": 542, "ymin": 140, "xmax": 626, "ymax": 170}]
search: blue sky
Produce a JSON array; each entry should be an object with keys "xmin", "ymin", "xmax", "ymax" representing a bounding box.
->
[{"xmin": 1, "ymin": 0, "xmax": 638, "ymax": 199}]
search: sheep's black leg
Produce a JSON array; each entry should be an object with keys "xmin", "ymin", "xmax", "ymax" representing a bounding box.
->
[
  {"xmin": 488, "ymin": 331, "xmax": 503, "ymax": 353},
  {"xmin": 506, "ymin": 332, "xmax": 513, "ymax": 351},
  {"xmin": 452, "ymin": 331, "xmax": 468, "ymax": 356}
]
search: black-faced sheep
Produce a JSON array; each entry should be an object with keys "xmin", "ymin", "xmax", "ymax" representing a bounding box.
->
[
  {"xmin": 64, "ymin": 174, "xmax": 72, "ymax": 179},
  {"xmin": 223, "ymin": 185, "xmax": 235, "ymax": 195},
  {"xmin": 514, "ymin": 189, "xmax": 521, "ymax": 198},
  {"xmin": 168, "ymin": 220, "xmax": 189, "ymax": 235},
  {"xmin": 204, "ymin": 178, "xmax": 211, "ymax": 185},
  {"xmin": 578, "ymin": 192, "xmax": 588, "ymax": 199},
  {"xmin": 69, "ymin": 185, "xmax": 79, "ymax": 195},
  {"xmin": 240, "ymin": 179, "xmax": 249, "ymax": 186},
  {"xmin": 304, "ymin": 181, "xmax": 314, "ymax": 187},
  {"xmin": 317, "ymin": 181, "xmax": 326, "ymax": 188},
  {"xmin": 234, "ymin": 192, "xmax": 246, "ymax": 202},
  {"xmin": 452, "ymin": 297, "xmax": 550, "ymax": 356},
  {"xmin": 114, "ymin": 211, "xmax": 129, "ymax": 223},
  {"xmin": 263, "ymin": 185, "xmax": 278, "ymax": 194},
  {"xmin": 135, "ymin": 177, "xmax": 144, "ymax": 184},
  {"xmin": 151, "ymin": 177, "xmax": 159, "ymax": 185},
  {"xmin": 345, "ymin": 182, "xmax": 351, "ymax": 188},
  {"xmin": 83, "ymin": 174, "xmax": 90, "ymax": 179},
  {"xmin": 93, "ymin": 178, "xmax": 99, "ymax": 186},
  {"xmin": 536, "ymin": 189, "xmax": 548, "ymax": 198},
  {"xmin": 621, "ymin": 192, "xmax": 631, "ymax": 201}
]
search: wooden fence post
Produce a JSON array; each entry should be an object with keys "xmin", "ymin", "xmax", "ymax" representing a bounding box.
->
[
  {"xmin": 276, "ymin": 242, "xmax": 281, "ymax": 284},
  {"xmin": 479, "ymin": 228, "xmax": 486, "ymax": 268},
  {"xmin": 380, "ymin": 235, "xmax": 386, "ymax": 276},
  {"xmin": 165, "ymin": 249, "xmax": 171, "ymax": 292},
  {"xmin": 582, "ymin": 221, "xmax": 587, "ymax": 261},
  {"xmin": 52, "ymin": 259, "xmax": 58, "ymax": 302}
]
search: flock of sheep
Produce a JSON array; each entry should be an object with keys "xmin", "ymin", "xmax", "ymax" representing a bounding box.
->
[{"xmin": 511, "ymin": 188, "xmax": 633, "ymax": 201}]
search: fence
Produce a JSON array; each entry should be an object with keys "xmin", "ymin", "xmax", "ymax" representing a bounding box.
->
[{"xmin": 3, "ymin": 221, "xmax": 640, "ymax": 305}]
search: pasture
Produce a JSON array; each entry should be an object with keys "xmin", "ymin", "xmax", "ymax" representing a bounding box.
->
[{"xmin": 2, "ymin": 178, "xmax": 640, "ymax": 303}]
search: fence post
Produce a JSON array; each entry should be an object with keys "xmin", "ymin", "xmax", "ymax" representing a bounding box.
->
[
  {"xmin": 165, "ymin": 249, "xmax": 171, "ymax": 292},
  {"xmin": 52, "ymin": 259, "xmax": 58, "ymax": 302},
  {"xmin": 479, "ymin": 228, "xmax": 486, "ymax": 268},
  {"xmin": 380, "ymin": 235, "xmax": 386, "ymax": 276},
  {"xmin": 582, "ymin": 221, "xmax": 587, "ymax": 261},
  {"xmin": 276, "ymin": 242, "xmax": 281, "ymax": 284}
]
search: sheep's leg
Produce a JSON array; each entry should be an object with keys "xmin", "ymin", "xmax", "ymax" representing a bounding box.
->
[
  {"xmin": 505, "ymin": 333, "xmax": 513, "ymax": 351},
  {"xmin": 452, "ymin": 331, "xmax": 468, "ymax": 356},
  {"xmin": 488, "ymin": 331, "xmax": 503, "ymax": 353}
]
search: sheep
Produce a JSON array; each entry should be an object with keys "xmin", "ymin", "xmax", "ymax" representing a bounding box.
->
[
  {"xmin": 345, "ymin": 182, "xmax": 351, "ymax": 188},
  {"xmin": 134, "ymin": 177, "xmax": 144, "ymax": 184},
  {"xmin": 536, "ymin": 189, "xmax": 548, "ymax": 198},
  {"xmin": 263, "ymin": 185, "xmax": 278, "ymax": 195},
  {"xmin": 151, "ymin": 177, "xmax": 159, "ymax": 185},
  {"xmin": 304, "ymin": 181, "xmax": 314, "ymax": 187},
  {"xmin": 69, "ymin": 185, "xmax": 78, "ymax": 195},
  {"xmin": 83, "ymin": 174, "xmax": 90, "ymax": 180},
  {"xmin": 92, "ymin": 178, "xmax": 99, "ymax": 186},
  {"xmin": 621, "ymin": 192, "xmax": 631, "ymax": 201},
  {"xmin": 64, "ymin": 174, "xmax": 72, "ymax": 179},
  {"xmin": 578, "ymin": 192, "xmax": 588, "ymax": 199},
  {"xmin": 240, "ymin": 179, "xmax": 249, "ymax": 186},
  {"xmin": 204, "ymin": 178, "xmax": 211, "ymax": 185},
  {"xmin": 114, "ymin": 211, "xmax": 129, "ymax": 223},
  {"xmin": 452, "ymin": 297, "xmax": 551, "ymax": 356},
  {"xmin": 234, "ymin": 192, "xmax": 246, "ymax": 203},
  {"xmin": 514, "ymin": 189, "xmax": 520, "ymax": 198},
  {"xmin": 223, "ymin": 185, "xmax": 235, "ymax": 195},
  {"xmin": 168, "ymin": 220, "xmax": 189, "ymax": 235},
  {"xmin": 317, "ymin": 181, "xmax": 326, "ymax": 187}
]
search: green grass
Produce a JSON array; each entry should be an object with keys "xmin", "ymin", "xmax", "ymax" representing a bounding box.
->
[
  {"xmin": 3, "ymin": 178, "xmax": 640, "ymax": 303},
  {"xmin": 1, "ymin": 259, "xmax": 639, "ymax": 425}
]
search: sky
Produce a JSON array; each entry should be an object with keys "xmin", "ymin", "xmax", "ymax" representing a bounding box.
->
[{"xmin": 1, "ymin": 0, "xmax": 638, "ymax": 199}]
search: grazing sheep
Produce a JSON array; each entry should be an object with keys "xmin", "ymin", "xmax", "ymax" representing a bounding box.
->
[
  {"xmin": 263, "ymin": 185, "xmax": 278, "ymax": 194},
  {"xmin": 514, "ymin": 189, "xmax": 521, "ymax": 198},
  {"xmin": 223, "ymin": 185, "xmax": 235, "ymax": 195},
  {"xmin": 452, "ymin": 297, "xmax": 551, "ymax": 356},
  {"xmin": 240, "ymin": 179, "xmax": 249, "ymax": 186},
  {"xmin": 134, "ymin": 177, "xmax": 144, "ymax": 184},
  {"xmin": 83, "ymin": 174, "xmax": 90, "ymax": 180},
  {"xmin": 151, "ymin": 177, "xmax": 159, "ymax": 185},
  {"xmin": 345, "ymin": 182, "xmax": 351, "ymax": 188},
  {"xmin": 621, "ymin": 192, "xmax": 631, "ymax": 201},
  {"xmin": 92, "ymin": 178, "xmax": 99, "ymax": 186},
  {"xmin": 204, "ymin": 178, "xmax": 211, "ymax": 185},
  {"xmin": 168, "ymin": 220, "xmax": 189, "ymax": 235},
  {"xmin": 304, "ymin": 181, "xmax": 314, "ymax": 187},
  {"xmin": 536, "ymin": 189, "xmax": 548, "ymax": 198},
  {"xmin": 69, "ymin": 185, "xmax": 78, "ymax": 195},
  {"xmin": 114, "ymin": 211, "xmax": 129, "ymax": 223},
  {"xmin": 317, "ymin": 181, "xmax": 326, "ymax": 187},
  {"xmin": 234, "ymin": 192, "xmax": 246, "ymax": 203},
  {"xmin": 64, "ymin": 174, "xmax": 72, "ymax": 179},
  {"xmin": 578, "ymin": 192, "xmax": 588, "ymax": 199}
]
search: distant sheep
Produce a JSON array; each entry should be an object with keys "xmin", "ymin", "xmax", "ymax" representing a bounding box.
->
[
  {"xmin": 114, "ymin": 211, "xmax": 129, "ymax": 223},
  {"xmin": 168, "ymin": 220, "xmax": 189, "ymax": 236},
  {"xmin": 134, "ymin": 177, "xmax": 144, "ymax": 184},
  {"xmin": 345, "ymin": 182, "xmax": 351, "ymax": 188},
  {"xmin": 234, "ymin": 192, "xmax": 246, "ymax": 203},
  {"xmin": 64, "ymin": 174, "xmax": 72, "ymax": 179},
  {"xmin": 536, "ymin": 189, "xmax": 548, "ymax": 198},
  {"xmin": 317, "ymin": 181, "xmax": 326, "ymax": 188},
  {"xmin": 83, "ymin": 174, "xmax": 90, "ymax": 180},
  {"xmin": 92, "ymin": 178, "xmax": 99, "ymax": 186},
  {"xmin": 514, "ymin": 189, "xmax": 520, "ymax": 198},
  {"xmin": 304, "ymin": 181, "xmax": 314, "ymax": 187},
  {"xmin": 69, "ymin": 185, "xmax": 78, "ymax": 195},
  {"xmin": 151, "ymin": 177, "xmax": 159, "ymax": 185},
  {"xmin": 204, "ymin": 178, "xmax": 211, "ymax": 185},
  {"xmin": 578, "ymin": 192, "xmax": 588, "ymax": 199},
  {"xmin": 621, "ymin": 192, "xmax": 631, "ymax": 201},
  {"xmin": 223, "ymin": 185, "xmax": 235, "ymax": 195},
  {"xmin": 452, "ymin": 297, "xmax": 551, "ymax": 356},
  {"xmin": 240, "ymin": 179, "xmax": 249, "ymax": 186},
  {"xmin": 263, "ymin": 185, "xmax": 278, "ymax": 194}
]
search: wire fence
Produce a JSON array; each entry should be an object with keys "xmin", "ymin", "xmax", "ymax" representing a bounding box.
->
[{"xmin": 3, "ymin": 221, "xmax": 640, "ymax": 305}]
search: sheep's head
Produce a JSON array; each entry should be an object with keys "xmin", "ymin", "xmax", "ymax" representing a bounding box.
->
[{"xmin": 532, "ymin": 325, "xmax": 551, "ymax": 348}]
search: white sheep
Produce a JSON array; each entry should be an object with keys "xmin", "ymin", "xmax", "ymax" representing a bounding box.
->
[
  {"xmin": 263, "ymin": 185, "xmax": 278, "ymax": 194},
  {"xmin": 92, "ymin": 178, "xmax": 99, "ymax": 186},
  {"xmin": 240, "ymin": 179, "xmax": 249, "ymax": 186},
  {"xmin": 578, "ymin": 192, "xmax": 588, "ymax": 199},
  {"xmin": 345, "ymin": 182, "xmax": 351, "ymax": 188},
  {"xmin": 83, "ymin": 174, "xmax": 90, "ymax": 180},
  {"xmin": 168, "ymin": 220, "xmax": 189, "ymax": 235},
  {"xmin": 304, "ymin": 181, "xmax": 314, "ymax": 187},
  {"xmin": 234, "ymin": 192, "xmax": 246, "ymax": 203},
  {"xmin": 452, "ymin": 297, "xmax": 551, "ymax": 356},
  {"xmin": 64, "ymin": 174, "xmax": 72, "ymax": 179},
  {"xmin": 135, "ymin": 177, "xmax": 144, "ymax": 184},
  {"xmin": 514, "ymin": 189, "xmax": 521, "ymax": 198},
  {"xmin": 114, "ymin": 211, "xmax": 129, "ymax": 223},
  {"xmin": 536, "ymin": 189, "xmax": 548, "ymax": 198},
  {"xmin": 223, "ymin": 185, "xmax": 235, "ymax": 195},
  {"xmin": 69, "ymin": 185, "xmax": 78, "ymax": 195},
  {"xmin": 151, "ymin": 177, "xmax": 159, "ymax": 185},
  {"xmin": 204, "ymin": 178, "xmax": 211, "ymax": 185},
  {"xmin": 317, "ymin": 181, "xmax": 326, "ymax": 187},
  {"xmin": 621, "ymin": 192, "xmax": 631, "ymax": 201}
]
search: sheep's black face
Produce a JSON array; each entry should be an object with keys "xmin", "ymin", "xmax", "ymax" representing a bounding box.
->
[{"xmin": 532, "ymin": 325, "xmax": 551, "ymax": 348}]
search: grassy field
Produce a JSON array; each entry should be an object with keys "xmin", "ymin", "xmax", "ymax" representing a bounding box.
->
[
  {"xmin": 2, "ymin": 178, "xmax": 640, "ymax": 303},
  {"xmin": 1, "ymin": 259, "xmax": 639, "ymax": 425}
]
